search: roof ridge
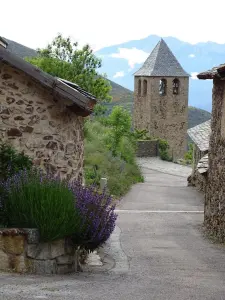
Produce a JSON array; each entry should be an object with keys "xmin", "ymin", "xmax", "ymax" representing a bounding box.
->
[{"xmin": 134, "ymin": 38, "xmax": 189, "ymax": 77}]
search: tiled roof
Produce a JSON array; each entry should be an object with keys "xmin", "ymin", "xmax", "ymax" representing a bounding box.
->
[
  {"xmin": 198, "ymin": 63, "xmax": 225, "ymax": 80},
  {"xmin": 187, "ymin": 120, "xmax": 211, "ymax": 151},
  {"xmin": 2, "ymin": 37, "xmax": 37, "ymax": 58},
  {"xmin": 134, "ymin": 39, "xmax": 189, "ymax": 77},
  {"xmin": 197, "ymin": 154, "xmax": 208, "ymax": 174},
  {"xmin": 0, "ymin": 47, "xmax": 97, "ymax": 116}
]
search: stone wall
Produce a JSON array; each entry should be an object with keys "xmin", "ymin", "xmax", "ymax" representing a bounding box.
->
[
  {"xmin": 0, "ymin": 63, "xmax": 84, "ymax": 182},
  {"xmin": 204, "ymin": 79, "xmax": 225, "ymax": 241},
  {"xmin": 0, "ymin": 228, "xmax": 80, "ymax": 274},
  {"xmin": 133, "ymin": 76, "xmax": 189, "ymax": 160},
  {"xmin": 187, "ymin": 170, "xmax": 207, "ymax": 193},
  {"xmin": 136, "ymin": 140, "xmax": 158, "ymax": 157},
  {"xmin": 192, "ymin": 144, "xmax": 208, "ymax": 172}
]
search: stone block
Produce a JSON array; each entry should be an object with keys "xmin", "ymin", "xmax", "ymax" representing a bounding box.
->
[
  {"xmin": 0, "ymin": 249, "xmax": 10, "ymax": 270},
  {"xmin": 50, "ymin": 239, "xmax": 66, "ymax": 258},
  {"xmin": 26, "ymin": 259, "xmax": 57, "ymax": 275},
  {"xmin": 56, "ymin": 263, "xmax": 76, "ymax": 274},
  {"xmin": 27, "ymin": 239, "xmax": 65, "ymax": 260},
  {"xmin": 22, "ymin": 228, "xmax": 40, "ymax": 244},
  {"xmin": 136, "ymin": 140, "xmax": 159, "ymax": 157},
  {"xmin": 100, "ymin": 178, "xmax": 107, "ymax": 191},
  {"xmin": 0, "ymin": 249, "xmax": 27, "ymax": 273},
  {"xmin": 56, "ymin": 254, "xmax": 74, "ymax": 265},
  {"xmin": 7, "ymin": 128, "xmax": 22, "ymax": 137},
  {"xmin": 1, "ymin": 235, "xmax": 25, "ymax": 255}
]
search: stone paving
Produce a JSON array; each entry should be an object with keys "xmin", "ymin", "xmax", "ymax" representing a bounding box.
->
[
  {"xmin": 137, "ymin": 157, "xmax": 192, "ymax": 178},
  {"xmin": 1, "ymin": 159, "xmax": 225, "ymax": 300}
]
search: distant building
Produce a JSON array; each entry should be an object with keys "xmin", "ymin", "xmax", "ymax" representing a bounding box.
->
[
  {"xmin": 187, "ymin": 119, "xmax": 211, "ymax": 170},
  {"xmin": 187, "ymin": 120, "xmax": 211, "ymax": 192},
  {"xmin": 198, "ymin": 63, "xmax": 225, "ymax": 241},
  {"xmin": 133, "ymin": 38, "xmax": 190, "ymax": 160}
]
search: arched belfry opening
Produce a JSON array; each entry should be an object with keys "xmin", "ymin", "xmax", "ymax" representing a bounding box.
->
[
  {"xmin": 159, "ymin": 79, "xmax": 167, "ymax": 96},
  {"xmin": 138, "ymin": 79, "xmax": 141, "ymax": 96},
  {"xmin": 143, "ymin": 79, "xmax": 147, "ymax": 96},
  {"xmin": 173, "ymin": 78, "xmax": 180, "ymax": 95}
]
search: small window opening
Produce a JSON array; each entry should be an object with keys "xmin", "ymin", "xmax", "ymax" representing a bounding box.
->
[
  {"xmin": 173, "ymin": 78, "xmax": 180, "ymax": 95},
  {"xmin": 159, "ymin": 79, "xmax": 167, "ymax": 96},
  {"xmin": 138, "ymin": 79, "xmax": 141, "ymax": 96},
  {"xmin": 143, "ymin": 79, "xmax": 147, "ymax": 96}
]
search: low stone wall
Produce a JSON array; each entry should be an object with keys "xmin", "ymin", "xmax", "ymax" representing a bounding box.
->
[
  {"xmin": 0, "ymin": 228, "xmax": 80, "ymax": 274},
  {"xmin": 136, "ymin": 140, "xmax": 158, "ymax": 157},
  {"xmin": 187, "ymin": 170, "xmax": 207, "ymax": 193}
]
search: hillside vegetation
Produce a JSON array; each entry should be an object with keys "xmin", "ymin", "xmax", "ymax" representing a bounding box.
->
[{"xmin": 106, "ymin": 83, "xmax": 211, "ymax": 129}]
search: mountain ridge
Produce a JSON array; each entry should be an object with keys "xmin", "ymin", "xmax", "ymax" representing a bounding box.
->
[
  {"xmin": 1, "ymin": 35, "xmax": 212, "ymax": 128},
  {"xmin": 95, "ymin": 34, "xmax": 225, "ymax": 112}
]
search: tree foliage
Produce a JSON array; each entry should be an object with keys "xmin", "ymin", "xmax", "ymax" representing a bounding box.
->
[
  {"xmin": 26, "ymin": 34, "xmax": 112, "ymax": 107},
  {"xmin": 108, "ymin": 106, "xmax": 132, "ymax": 157}
]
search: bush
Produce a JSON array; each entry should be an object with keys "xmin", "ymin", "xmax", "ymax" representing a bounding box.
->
[
  {"xmin": 184, "ymin": 143, "xmax": 193, "ymax": 164},
  {"xmin": 158, "ymin": 139, "xmax": 172, "ymax": 161},
  {"xmin": 0, "ymin": 142, "xmax": 33, "ymax": 225},
  {"xmin": 1, "ymin": 168, "xmax": 117, "ymax": 250},
  {"xmin": 0, "ymin": 142, "xmax": 32, "ymax": 181},
  {"xmin": 84, "ymin": 119, "xmax": 143, "ymax": 197},
  {"xmin": 132, "ymin": 129, "xmax": 151, "ymax": 141},
  {"xmin": 107, "ymin": 106, "xmax": 132, "ymax": 157},
  {"xmin": 1, "ymin": 169, "xmax": 82, "ymax": 242},
  {"xmin": 71, "ymin": 182, "xmax": 117, "ymax": 251}
]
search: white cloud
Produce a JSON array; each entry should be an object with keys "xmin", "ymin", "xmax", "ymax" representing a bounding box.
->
[
  {"xmin": 110, "ymin": 48, "xmax": 149, "ymax": 69},
  {"xmin": 191, "ymin": 72, "xmax": 199, "ymax": 80},
  {"xmin": 113, "ymin": 71, "xmax": 125, "ymax": 78},
  {"xmin": 189, "ymin": 54, "xmax": 195, "ymax": 58}
]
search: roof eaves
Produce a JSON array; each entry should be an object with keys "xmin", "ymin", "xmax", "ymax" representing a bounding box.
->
[
  {"xmin": 198, "ymin": 63, "xmax": 225, "ymax": 80},
  {"xmin": 0, "ymin": 47, "xmax": 96, "ymax": 116}
]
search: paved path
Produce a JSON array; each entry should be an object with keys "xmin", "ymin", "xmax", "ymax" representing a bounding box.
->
[{"xmin": 1, "ymin": 161, "xmax": 225, "ymax": 299}]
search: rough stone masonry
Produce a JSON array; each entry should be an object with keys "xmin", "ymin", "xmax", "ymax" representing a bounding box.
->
[{"xmin": 0, "ymin": 63, "xmax": 84, "ymax": 182}]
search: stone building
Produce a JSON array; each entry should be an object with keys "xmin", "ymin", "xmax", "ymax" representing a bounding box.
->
[
  {"xmin": 0, "ymin": 42, "xmax": 96, "ymax": 182},
  {"xmin": 133, "ymin": 39, "xmax": 190, "ymax": 160},
  {"xmin": 187, "ymin": 119, "xmax": 211, "ymax": 170},
  {"xmin": 198, "ymin": 63, "xmax": 225, "ymax": 241},
  {"xmin": 187, "ymin": 120, "xmax": 211, "ymax": 192}
]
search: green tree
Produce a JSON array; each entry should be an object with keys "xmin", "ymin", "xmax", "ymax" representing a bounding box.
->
[
  {"xmin": 26, "ymin": 34, "xmax": 112, "ymax": 111},
  {"xmin": 108, "ymin": 106, "xmax": 132, "ymax": 157}
]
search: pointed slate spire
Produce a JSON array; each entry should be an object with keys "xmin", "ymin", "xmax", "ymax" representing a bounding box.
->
[{"xmin": 134, "ymin": 38, "xmax": 189, "ymax": 77}]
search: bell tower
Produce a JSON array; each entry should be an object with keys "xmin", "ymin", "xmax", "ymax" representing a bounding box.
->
[{"xmin": 133, "ymin": 39, "xmax": 190, "ymax": 160}]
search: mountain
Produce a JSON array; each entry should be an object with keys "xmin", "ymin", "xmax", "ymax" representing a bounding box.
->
[
  {"xmin": 95, "ymin": 35, "xmax": 225, "ymax": 112},
  {"xmin": 106, "ymin": 81, "xmax": 211, "ymax": 130},
  {"xmin": 2, "ymin": 35, "xmax": 212, "ymax": 127}
]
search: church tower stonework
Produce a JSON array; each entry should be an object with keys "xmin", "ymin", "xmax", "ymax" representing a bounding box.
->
[{"xmin": 133, "ymin": 39, "xmax": 189, "ymax": 160}]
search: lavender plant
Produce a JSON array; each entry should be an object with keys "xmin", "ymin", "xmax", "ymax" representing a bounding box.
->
[
  {"xmin": 1, "ymin": 169, "xmax": 82, "ymax": 241},
  {"xmin": 1, "ymin": 168, "xmax": 118, "ymax": 250},
  {"xmin": 70, "ymin": 181, "xmax": 117, "ymax": 250}
]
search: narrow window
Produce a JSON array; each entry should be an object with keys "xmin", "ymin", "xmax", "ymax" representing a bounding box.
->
[
  {"xmin": 159, "ymin": 79, "xmax": 167, "ymax": 96},
  {"xmin": 173, "ymin": 78, "xmax": 180, "ymax": 95},
  {"xmin": 138, "ymin": 79, "xmax": 141, "ymax": 96},
  {"xmin": 143, "ymin": 79, "xmax": 147, "ymax": 96}
]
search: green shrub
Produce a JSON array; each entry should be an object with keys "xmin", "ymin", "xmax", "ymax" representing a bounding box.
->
[
  {"xmin": 0, "ymin": 142, "xmax": 33, "ymax": 223},
  {"xmin": 84, "ymin": 118, "xmax": 143, "ymax": 197},
  {"xmin": 158, "ymin": 139, "xmax": 172, "ymax": 161},
  {"xmin": 0, "ymin": 142, "xmax": 32, "ymax": 181},
  {"xmin": 184, "ymin": 143, "xmax": 193, "ymax": 164},
  {"xmin": 107, "ymin": 106, "xmax": 132, "ymax": 157},
  {"xmin": 132, "ymin": 129, "xmax": 151, "ymax": 141},
  {"xmin": 2, "ymin": 169, "xmax": 82, "ymax": 242}
]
